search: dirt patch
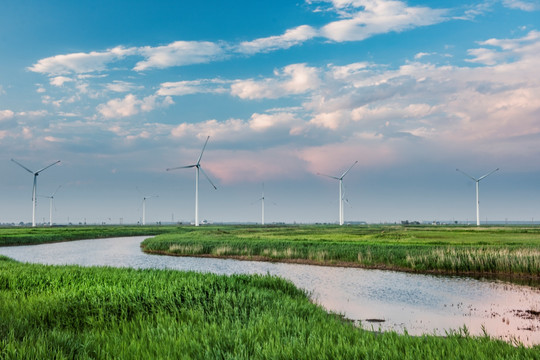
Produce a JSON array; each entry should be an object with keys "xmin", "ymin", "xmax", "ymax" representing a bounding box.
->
[{"xmin": 513, "ymin": 309, "xmax": 540, "ymax": 320}]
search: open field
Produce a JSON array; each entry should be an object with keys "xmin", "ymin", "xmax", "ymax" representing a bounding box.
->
[
  {"xmin": 1, "ymin": 256, "xmax": 537, "ymax": 359},
  {"xmin": 0, "ymin": 225, "xmax": 174, "ymax": 246},
  {"xmin": 141, "ymin": 225, "xmax": 540, "ymax": 279}
]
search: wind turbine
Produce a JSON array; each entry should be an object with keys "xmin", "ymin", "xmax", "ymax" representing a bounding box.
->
[
  {"xmin": 318, "ymin": 161, "xmax": 358, "ymax": 226},
  {"xmin": 142, "ymin": 194, "xmax": 158, "ymax": 225},
  {"xmin": 254, "ymin": 183, "xmax": 266, "ymax": 225},
  {"xmin": 41, "ymin": 185, "xmax": 62, "ymax": 226},
  {"xmin": 11, "ymin": 159, "xmax": 61, "ymax": 227},
  {"xmin": 456, "ymin": 168, "xmax": 499, "ymax": 226},
  {"xmin": 166, "ymin": 136, "xmax": 217, "ymax": 226}
]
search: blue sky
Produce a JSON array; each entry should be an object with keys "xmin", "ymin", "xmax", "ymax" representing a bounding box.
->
[{"xmin": 1, "ymin": 0, "xmax": 540, "ymax": 225}]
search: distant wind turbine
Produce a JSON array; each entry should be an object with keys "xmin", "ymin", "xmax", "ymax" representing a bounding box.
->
[
  {"xmin": 318, "ymin": 161, "xmax": 358, "ymax": 226},
  {"xmin": 257, "ymin": 183, "xmax": 266, "ymax": 225},
  {"xmin": 142, "ymin": 194, "xmax": 158, "ymax": 226},
  {"xmin": 40, "ymin": 185, "xmax": 62, "ymax": 226},
  {"xmin": 167, "ymin": 136, "xmax": 217, "ymax": 226},
  {"xmin": 11, "ymin": 159, "xmax": 61, "ymax": 227},
  {"xmin": 456, "ymin": 168, "xmax": 499, "ymax": 226}
]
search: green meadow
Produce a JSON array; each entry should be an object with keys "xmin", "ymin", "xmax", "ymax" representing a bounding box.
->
[
  {"xmin": 1, "ymin": 256, "xmax": 537, "ymax": 359},
  {"xmin": 142, "ymin": 225, "xmax": 540, "ymax": 279}
]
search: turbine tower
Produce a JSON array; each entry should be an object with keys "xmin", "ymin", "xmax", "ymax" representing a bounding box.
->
[
  {"xmin": 318, "ymin": 161, "xmax": 358, "ymax": 226},
  {"xmin": 41, "ymin": 185, "xmax": 62, "ymax": 226},
  {"xmin": 167, "ymin": 136, "xmax": 217, "ymax": 226},
  {"xmin": 11, "ymin": 159, "xmax": 61, "ymax": 227},
  {"xmin": 456, "ymin": 168, "xmax": 499, "ymax": 226}
]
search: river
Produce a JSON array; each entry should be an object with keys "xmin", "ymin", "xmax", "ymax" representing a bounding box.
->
[{"xmin": 0, "ymin": 236, "xmax": 538, "ymax": 346}]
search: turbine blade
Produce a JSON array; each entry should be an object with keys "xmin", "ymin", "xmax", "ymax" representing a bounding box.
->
[
  {"xmin": 340, "ymin": 160, "xmax": 358, "ymax": 179},
  {"xmin": 166, "ymin": 164, "xmax": 196, "ymax": 171},
  {"xmin": 478, "ymin": 168, "xmax": 500, "ymax": 181},
  {"xmin": 52, "ymin": 185, "xmax": 62, "ymax": 197},
  {"xmin": 456, "ymin": 168, "xmax": 477, "ymax": 182},
  {"xmin": 11, "ymin": 159, "xmax": 34, "ymax": 174},
  {"xmin": 317, "ymin": 172, "xmax": 340, "ymax": 180},
  {"xmin": 196, "ymin": 136, "xmax": 210, "ymax": 165},
  {"xmin": 199, "ymin": 166, "xmax": 217, "ymax": 190},
  {"xmin": 35, "ymin": 160, "xmax": 61, "ymax": 174}
]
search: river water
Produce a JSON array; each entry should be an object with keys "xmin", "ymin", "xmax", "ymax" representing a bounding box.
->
[{"xmin": 1, "ymin": 236, "xmax": 538, "ymax": 346}]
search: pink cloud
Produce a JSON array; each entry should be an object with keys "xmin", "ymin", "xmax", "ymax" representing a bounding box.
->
[
  {"xmin": 298, "ymin": 141, "xmax": 397, "ymax": 175},
  {"xmin": 205, "ymin": 147, "xmax": 306, "ymax": 184}
]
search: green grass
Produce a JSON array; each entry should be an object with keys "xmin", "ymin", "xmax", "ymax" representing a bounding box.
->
[
  {"xmin": 0, "ymin": 225, "xmax": 175, "ymax": 246},
  {"xmin": 1, "ymin": 256, "xmax": 537, "ymax": 359},
  {"xmin": 141, "ymin": 225, "xmax": 540, "ymax": 279}
]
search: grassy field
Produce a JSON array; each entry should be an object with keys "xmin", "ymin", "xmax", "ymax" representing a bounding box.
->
[
  {"xmin": 141, "ymin": 225, "xmax": 540, "ymax": 279},
  {"xmin": 1, "ymin": 256, "xmax": 537, "ymax": 359},
  {"xmin": 0, "ymin": 225, "xmax": 174, "ymax": 246}
]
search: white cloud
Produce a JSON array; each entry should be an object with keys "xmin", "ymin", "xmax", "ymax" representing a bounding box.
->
[
  {"xmin": 22, "ymin": 127, "xmax": 32, "ymax": 139},
  {"xmin": 414, "ymin": 52, "xmax": 432, "ymax": 59},
  {"xmin": 50, "ymin": 76, "xmax": 74, "ymax": 87},
  {"xmin": 98, "ymin": 94, "xmax": 138, "ymax": 118},
  {"xmin": 171, "ymin": 118, "xmax": 247, "ymax": 139},
  {"xmin": 309, "ymin": 110, "xmax": 349, "ymax": 130},
  {"xmin": 27, "ymin": 1, "xmax": 449, "ymax": 80},
  {"xmin": 249, "ymin": 112, "xmax": 299, "ymax": 131},
  {"xmin": 316, "ymin": 31, "xmax": 540, "ymax": 146},
  {"xmin": 0, "ymin": 109, "xmax": 15, "ymax": 121},
  {"xmin": 106, "ymin": 81, "xmax": 141, "ymax": 93},
  {"xmin": 43, "ymin": 136, "xmax": 64, "ymax": 143},
  {"xmin": 157, "ymin": 79, "xmax": 229, "ymax": 96},
  {"xmin": 231, "ymin": 63, "xmax": 320, "ymax": 99},
  {"xmin": 237, "ymin": 25, "xmax": 318, "ymax": 54},
  {"xmin": 134, "ymin": 41, "xmax": 225, "ymax": 71},
  {"xmin": 320, "ymin": 0, "xmax": 448, "ymax": 42},
  {"xmin": 125, "ymin": 130, "xmax": 152, "ymax": 141},
  {"xmin": 502, "ymin": 0, "xmax": 539, "ymax": 11},
  {"xmin": 329, "ymin": 62, "xmax": 372, "ymax": 80},
  {"xmin": 17, "ymin": 110, "xmax": 48, "ymax": 117},
  {"xmin": 466, "ymin": 48, "xmax": 503, "ymax": 65},
  {"xmin": 97, "ymin": 94, "xmax": 173, "ymax": 118},
  {"xmin": 351, "ymin": 103, "xmax": 432, "ymax": 123},
  {"xmin": 28, "ymin": 46, "xmax": 136, "ymax": 75},
  {"xmin": 58, "ymin": 112, "xmax": 79, "ymax": 117},
  {"xmin": 466, "ymin": 30, "xmax": 540, "ymax": 65}
]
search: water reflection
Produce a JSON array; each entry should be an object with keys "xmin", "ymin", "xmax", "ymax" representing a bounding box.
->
[{"xmin": 0, "ymin": 236, "xmax": 538, "ymax": 346}]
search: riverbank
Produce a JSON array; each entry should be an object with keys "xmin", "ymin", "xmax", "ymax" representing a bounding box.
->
[
  {"xmin": 0, "ymin": 225, "xmax": 174, "ymax": 246},
  {"xmin": 141, "ymin": 225, "xmax": 540, "ymax": 280},
  {"xmin": 1, "ymin": 255, "xmax": 537, "ymax": 358}
]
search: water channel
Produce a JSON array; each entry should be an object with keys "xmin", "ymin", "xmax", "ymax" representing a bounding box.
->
[{"xmin": 1, "ymin": 236, "xmax": 538, "ymax": 346}]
